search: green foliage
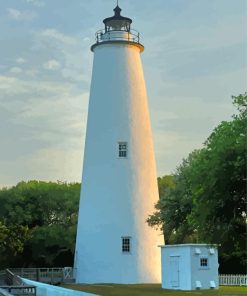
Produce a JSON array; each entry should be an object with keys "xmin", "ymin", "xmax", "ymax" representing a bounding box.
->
[
  {"xmin": 0, "ymin": 221, "xmax": 31, "ymax": 268},
  {"xmin": 147, "ymin": 153, "xmax": 200, "ymax": 244},
  {"xmin": 148, "ymin": 93, "xmax": 247, "ymax": 273},
  {"xmin": 0, "ymin": 181, "xmax": 80, "ymax": 268},
  {"xmin": 232, "ymin": 92, "xmax": 247, "ymax": 118}
]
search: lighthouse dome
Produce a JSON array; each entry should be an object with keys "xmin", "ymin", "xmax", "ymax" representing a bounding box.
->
[
  {"xmin": 92, "ymin": 4, "xmax": 144, "ymax": 52},
  {"xmin": 103, "ymin": 5, "xmax": 132, "ymax": 32}
]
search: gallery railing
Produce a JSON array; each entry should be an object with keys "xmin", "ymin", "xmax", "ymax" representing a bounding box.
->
[{"xmin": 95, "ymin": 29, "xmax": 140, "ymax": 44}]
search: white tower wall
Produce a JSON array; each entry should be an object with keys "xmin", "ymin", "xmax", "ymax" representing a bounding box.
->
[{"xmin": 74, "ymin": 9, "xmax": 163, "ymax": 284}]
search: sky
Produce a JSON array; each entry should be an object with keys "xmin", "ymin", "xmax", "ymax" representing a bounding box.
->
[{"xmin": 0, "ymin": 0, "xmax": 246, "ymax": 187}]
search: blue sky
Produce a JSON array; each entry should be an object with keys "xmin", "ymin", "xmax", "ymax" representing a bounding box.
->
[{"xmin": 0, "ymin": 0, "xmax": 246, "ymax": 187}]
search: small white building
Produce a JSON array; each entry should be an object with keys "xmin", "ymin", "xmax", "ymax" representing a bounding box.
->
[{"xmin": 161, "ymin": 244, "xmax": 219, "ymax": 290}]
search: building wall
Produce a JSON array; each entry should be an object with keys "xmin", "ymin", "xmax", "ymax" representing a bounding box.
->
[
  {"xmin": 190, "ymin": 246, "xmax": 219, "ymax": 289},
  {"xmin": 161, "ymin": 245, "xmax": 191, "ymax": 290},
  {"xmin": 161, "ymin": 244, "xmax": 219, "ymax": 290},
  {"xmin": 74, "ymin": 42, "xmax": 163, "ymax": 284}
]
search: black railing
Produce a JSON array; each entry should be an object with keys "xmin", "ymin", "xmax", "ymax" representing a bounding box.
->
[
  {"xmin": 0, "ymin": 285, "xmax": 36, "ymax": 295},
  {"xmin": 0, "ymin": 270, "xmax": 36, "ymax": 296},
  {"xmin": 95, "ymin": 29, "xmax": 140, "ymax": 44}
]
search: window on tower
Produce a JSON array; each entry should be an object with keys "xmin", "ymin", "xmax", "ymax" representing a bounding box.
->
[
  {"xmin": 118, "ymin": 142, "xmax": 128, "ymax": 158},
  {"xmin": 122, "ymin": 237, "xmax": 131, "ymax": 253}
]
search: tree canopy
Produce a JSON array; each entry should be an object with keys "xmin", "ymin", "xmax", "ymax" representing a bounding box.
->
[
  {"xmin": 0, "ymin": 181, "xmax": 80, "ymax": 268},
  {"xmin": 147, "ymin": 93, "xmax": 247, "ymax": 273}
]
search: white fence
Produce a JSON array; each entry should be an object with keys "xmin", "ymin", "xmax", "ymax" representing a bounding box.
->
[{"xmin": 219, "ymin": 274, "xmax": 247, "ymax": 286}]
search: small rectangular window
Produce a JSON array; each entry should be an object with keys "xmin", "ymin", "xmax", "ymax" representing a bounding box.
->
[
  {"xmin": 122, "ymin": 237, "xmax": 131, "ymax": 253},
  {"xmin": 118, "ymin": 142, "xmax": 127, "ymax": 158},
  {"xmin": 200, "ymin": 257, "xmax": 208, "ymax": 267}
]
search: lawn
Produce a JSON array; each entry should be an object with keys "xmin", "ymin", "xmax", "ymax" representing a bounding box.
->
[{"xmin": 62, "ymin": 284, "xmax": 247, "ymax": 296}]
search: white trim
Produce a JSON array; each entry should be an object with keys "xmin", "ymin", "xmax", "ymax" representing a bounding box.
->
[{"xmin": 159, "ymin": 244, "xmax": 218, "ymax": 248}]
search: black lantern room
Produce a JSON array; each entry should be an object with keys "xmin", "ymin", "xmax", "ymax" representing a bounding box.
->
[
  {"xmin": 103, "ymin": 5, "xmax": 132, "ymax": 32},
  {"xmin": 91, "ymin": 4, "xmax": 144, "ymax": 52}
]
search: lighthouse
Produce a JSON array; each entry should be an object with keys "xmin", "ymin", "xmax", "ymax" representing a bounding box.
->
[{"xmin": 74, "ymin": 4, "xmax": 163, "ymax": 284}]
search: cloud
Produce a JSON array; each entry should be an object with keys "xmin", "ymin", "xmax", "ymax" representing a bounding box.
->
[
  {"xmin": 0, "ymin": 70, "xmax": 88, "ymax": 186},
  {"xmin": 0, "ymin": 145, "xmax": 83, "ymax": 186},
  {"xmin": 7, "ymin": 8, "xmax": 37, "ymax": 21},
  {"xmin": 0, "ymin": 73, "xmax": 89, "ymax": 137},
  {"xmin": 9, "ymin": 67, "xmax": 23, "ymax": 74},
  {"xmin": 152, "ymin": 94, "xmax": 235, "ymax": 176},
  {"xmin": 144, "ymin": 11, "xmax": 246, "ymax": 85},
  {"xmin": 0, "ymin": 24, "xmax": 87, "ymax": 161},
  {"xmin": 16, "ymin": 57, "xmax": 26, "ymax": 64},
  {"xmin": 0, "ymin": 75, "xmax": 70, "ymax": 98},
  {"xmin": 41, "ymin": 29, "xmax": 77, "ymax": 45},
  {"xmin": 32, "ymin": 28, "xmax": 92, "ymax": 83},
  {"xmin": 26, "ymin": 0, "xmax": 45, "ymax": 7},
  {"xmin": 43, "ymin": 59, "xmax": 61, "ymax": 71}
]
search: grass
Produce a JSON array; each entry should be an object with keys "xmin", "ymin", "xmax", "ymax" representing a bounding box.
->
[{"xmin": 62, "ymin": 284, "xmax": 247, "ymax": 296}]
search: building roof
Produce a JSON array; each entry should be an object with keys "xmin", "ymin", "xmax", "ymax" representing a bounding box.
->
[
  {"xmin": 159, "ymin": 243, "xmax": 218, "ymax": 248},
  {"xmin": 103, "ymin": 5, "xmax": 132, "ymax": 26}
]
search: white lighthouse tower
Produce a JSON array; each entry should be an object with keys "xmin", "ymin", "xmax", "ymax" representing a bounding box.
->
[{"xmin": 74, "ymin": 4, "xmax": 163, "ymax": 284}]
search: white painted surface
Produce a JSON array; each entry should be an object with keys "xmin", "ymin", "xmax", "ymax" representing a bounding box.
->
[
  {"xmin": 219, "ymin": 274, "xmax": 247, "ymax": 286},
  {"xmin": 161, "ymin": 244, "xmax": 219, "ymax": 290},
  {"xmin": 101, "ymin": 31, "xmax": 129, "ymax": 41},
  {"xmin": 170, "ymin": 256, "xmax": 180, "ymax": 287},
  {"xmin": 161, "ymin": 245, "xmax": 191, "ymax": 290},
  {"xmin": 0, "ymin": 288, "xmax": 13, "ymax": 296},
  {"xmin": 74, "ymin": 34, "xmax": 163, "ymax": 284},
  {"xmin": 22, "ymin": 279, "xmax": 97, "ymax": 296}
]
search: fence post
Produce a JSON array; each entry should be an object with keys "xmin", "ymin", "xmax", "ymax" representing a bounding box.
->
[{"xmin": 36, "ymin": 269, "xmax": 40, "ymax": 282}]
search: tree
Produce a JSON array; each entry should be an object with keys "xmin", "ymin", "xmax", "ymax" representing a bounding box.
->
[
  {"xmin": 0, "ymin": 222, "xmax": 30, "ymax": 264},
  {"xmin": 0, "ymin": 181, "xmax": 80, "ymax": 268},
  {"xmin": 148, "ymin": 93, "xmax": 247, "ymax": 273},
  {"xmin": 189, "ymin": 93, "xmax": 246, "ymax": 272},
  {"xmin": 147, "ymin": 154, "xmax": 199, "ymax": 244}
]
